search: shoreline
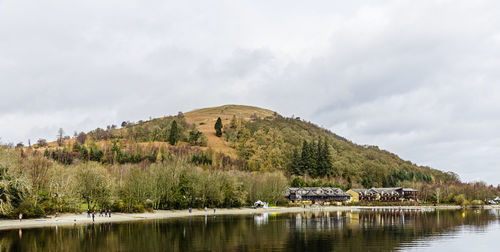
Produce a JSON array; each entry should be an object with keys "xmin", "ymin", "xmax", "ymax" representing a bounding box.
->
[{"xmin": 0, "ymin": 205, "xmax": 494, "ymax": 231}]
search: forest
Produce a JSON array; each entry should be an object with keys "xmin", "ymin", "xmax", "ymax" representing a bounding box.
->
[{"xmin": 1, "ymin": 105, "xmax": 498, "ymax": 217}]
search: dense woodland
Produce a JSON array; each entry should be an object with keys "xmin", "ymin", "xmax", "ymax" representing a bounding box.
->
[{"xmin": 1, "ymin": 105, "xmax": 499, "ymax": 218}]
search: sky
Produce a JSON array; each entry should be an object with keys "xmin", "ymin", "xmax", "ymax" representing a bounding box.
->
[{"xmin": 1, "ymin": 0, "xmax": 499, "ymax": 184}]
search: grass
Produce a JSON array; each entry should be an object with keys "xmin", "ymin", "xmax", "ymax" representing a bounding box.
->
[{"xmin": 183, "ymin": 105, "xmax": 277, "ymax": 155}]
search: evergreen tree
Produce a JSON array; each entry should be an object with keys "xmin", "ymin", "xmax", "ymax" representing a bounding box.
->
[
  {"xmin": 321, "ymin": 139, "xmax": 333, "ymax": 176},
  {"xmin": 317, "ymin": 138, "xmax": 324, "ymax": 177},
  {"xmin": 289, "ymin": 148, "xmax": 302, "ymax": 175},
  {"xmin": 308, "ymin": 141, "xmax": 318, "ymax": 178},
  {"xmin": 168, "ymin": 120, "xmax": 179, "ymax": 145},
  {"xmin": 188, "ymin": 127, "xmax": 202, "ymax": 145},
  {"xmin": 300, "ymin": 141, "xmax": 315, "ymax": 177},
  {"xmin": 214, "ymin": 117, "xmax": 223, "ymax": 137}
]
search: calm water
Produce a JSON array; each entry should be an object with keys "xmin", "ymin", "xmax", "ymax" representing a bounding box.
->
[{"xmin": 1, "ymin": 209, "xmax": 499, "ymax": 251}]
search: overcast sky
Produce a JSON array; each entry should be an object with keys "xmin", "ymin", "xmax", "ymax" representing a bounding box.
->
[{"xmin": 1, "ymin": 0, "xmax": 499, "ymax": 184}]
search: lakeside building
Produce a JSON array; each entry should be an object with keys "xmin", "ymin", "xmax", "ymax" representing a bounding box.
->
[
  {"xmin": 285, "ymin": 187, "xmax": 351, "ymax": 204},
  {"xmin": 346, "ymin": 187, "xmax": 418, "ymax": 203}
]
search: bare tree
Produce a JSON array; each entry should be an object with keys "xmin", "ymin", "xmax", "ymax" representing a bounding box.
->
[
  {"xmin": 76, "ymin": 132, "xmax": 87, "ymax": 145},
  {"xmin": 37, "ymin": 139, "xmax": 48, "ymax": 147},
  {"xmin": 57, "ymin": 128, "xmax": 64, "ymax": 146}
]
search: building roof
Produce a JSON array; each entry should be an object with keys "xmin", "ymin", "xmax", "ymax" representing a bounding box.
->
[
  {"xmin": 287, "ymin": 187, "xmax": 350, "ymax": 197},
  {"xmin": 349, "ymin": 187, "xmax": 417, "ymax": 196}
]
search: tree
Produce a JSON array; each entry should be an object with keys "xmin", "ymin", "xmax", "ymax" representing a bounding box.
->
[
  {"xmin": 214, "ymin": 117, "xmax": 223, "ymax": 137},
  {"xmin": 36, "ymin": 139, "xmax": 48, "ymax": 147},
  {"xmin": 74, "ymin": 163, "xmax": 113, "ymax": 210},
  {"xmin": 0, "ymin": 164, "xmax": 30, "ymax": 217},
  {"xmin": 289, "ymin": 148, "xmax": 302, "ymax": 176},
  {"xmin": 300, "ymin": 141, "xmax": 310, "ymax": 176},
  {"xmin": 76, "ymin": 132, "xmax": 87, "ymax": 145},
  {"xmin": 316, "ymin": 138, "xmax": 324, "ymax": 177},
  {"xmin": 320, "ymin": 139, "xmax": 333, "ymax": 177},
  {"xmin": 168, "ymin": 120, "xmax": 179, "ymax": 145},
  {"xmin": 188, "ymin": 127, "xmax": 202, "ymax": 146},
  {"xmin": 291, "ymin": 177, "xmax": 307, "ymax": 187},
  {"xmin": 57, "ymin": 128, "xmax": 64, "ymax": 146},
  {"xmin": 230, "ymin": 115, "xmax": 238, "ymax": 129}
]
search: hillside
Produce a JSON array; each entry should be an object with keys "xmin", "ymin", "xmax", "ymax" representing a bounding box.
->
[
  {"xmin": 39, "ymin": 104, "xmax": 458, "ymax": 188},
  {"xmin": 183, "ymin": 105, "xmax": 276, "ymax": 155},
  {"xmin": 3, "ymin": 104, "xmax": 496, "ymax": 218}
]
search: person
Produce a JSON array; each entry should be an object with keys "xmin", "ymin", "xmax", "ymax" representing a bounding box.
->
[
  {"xmin": 189, "ymin": 208, "xmax": 192, "ymax": 213},
  {"xmin": 55, "ymin": 212, "xmax": 59, "ymax": 221},
  {"xmin": 87, "ymin": 209, "xmax": 90, "ymax": 218},
  {"xmin": 19, "ymin": 213, "xmax": 23, "ymax": 222},
  {"xmin": 92, "ymin": 212, "xmax": 95, "ymax": 223},
  {"xmin": 108, "ymin": 209, "xmax": 111, "ymax": 218},
  {"xmin": 213, "ymin": 208, "xmax": 216, "ymax": 214},
  {"xmin": 105, "ymin": 209, "xmax": 108, "ymax": 217},
  {"xmin": 99, "ymin": 209, "xmax": 102, "ymax": 217}
]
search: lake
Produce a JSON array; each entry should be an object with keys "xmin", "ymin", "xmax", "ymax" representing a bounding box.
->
[{"xmin": 1, "ymin": 208, "xmax": 499, "ymax": 251}]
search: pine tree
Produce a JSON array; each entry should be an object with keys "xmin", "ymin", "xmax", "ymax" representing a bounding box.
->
[
  {"xmin": 214, "ymin": 117, "xmax": 223, "ymax": 137},
  {"xmin": 300, "ymin": 141, "xmax": 313, "ymax": 177},
  {"xmin": 289, "ymin": 148, "xmax": 302, "ymax": 175},
  {"xmin": 317, "ymin": 138, "xmax": 324, "ymax": 177},
  {"xmin": 308, "ymin": 141, "xmax": 318, "ymax": 178},
  {"xmin": 168, "ymin": 120, "xmax": 179, "ymax": 145},
  {"xmin": 321, "ymin": 139, "xmax": 333, "ymax": 177}
]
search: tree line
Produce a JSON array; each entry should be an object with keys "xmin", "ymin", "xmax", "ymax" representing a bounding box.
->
[
  {"xmin": 0, "ymin": 146, "xmax": 288, "ymax": 218},
  {"xmin": 288, "ymin": 139, "xmax": 333, "ymax": 178}
]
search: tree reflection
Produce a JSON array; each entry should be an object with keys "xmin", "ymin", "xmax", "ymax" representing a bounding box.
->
[{"xmin": 0, "ymin": 209, "xmax": 498, "ymax": 251}]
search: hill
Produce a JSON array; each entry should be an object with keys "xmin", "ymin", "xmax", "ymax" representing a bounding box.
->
[
  {"xmin": 2, "ymin": 104, "xmax": 497, "ymax": 218},
  {"xmin": 41, "ymin": 104, "xmax": 458, "ymax": 188}
]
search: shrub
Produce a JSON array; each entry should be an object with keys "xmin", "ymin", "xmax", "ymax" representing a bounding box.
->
[{"xmin": 471, "ymin": 200, "xmax": 484, "ymax": 205}]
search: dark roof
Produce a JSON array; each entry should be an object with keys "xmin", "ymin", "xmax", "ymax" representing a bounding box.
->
[
  {"xmin": 287, "ymin": 187, "xmax": 350, "ymax": 197},
  {"xmin": 350, "ymin": 187, "xmax": 418, "ymax": 195}
]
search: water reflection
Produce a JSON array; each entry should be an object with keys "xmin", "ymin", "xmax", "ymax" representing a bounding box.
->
[{"xmin": 0, "ymin": 209, "xmax": 498, "ymax": 251}]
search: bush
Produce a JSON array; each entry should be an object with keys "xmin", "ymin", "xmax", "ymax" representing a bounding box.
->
[
  {"xmin": 471, "ymin": 200, "xmax": 484, "ymax": 205},
  {"xmin": 453, "ymin": 194, "xmax": 466, "ymax": 205},
  {"xmin": 17, "ymin": 200, "xmax": 45, "ymax": 218},
  {"xmin": 291, "ymin": 177, "xmax": 306, "ymax": 187}
]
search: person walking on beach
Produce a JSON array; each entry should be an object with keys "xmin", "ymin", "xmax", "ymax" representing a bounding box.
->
[
  {"xmin": 108, "ymin": 209, "xmax": 111, "ymax": 218},
  {"xmin": 105, "ymin": 209, "xmax": 108, "ymax": 217},
  {"xmin": 19, "ymin": 213, "xmax": 23, "ymax": 222},
  {"xmin": 213, "ymin": 208, "xmax": 216, "ymax": 214},
  {"xmin": 99, "ymin": 209, "xmax": 103, "ymax": 217},
  {"xmin": 92, "ymin": 212, "xmax": 95, "ymax": 223},
  {"xmin": 87, "ymin": 209, "xmax": 90, "ymax": 218}
]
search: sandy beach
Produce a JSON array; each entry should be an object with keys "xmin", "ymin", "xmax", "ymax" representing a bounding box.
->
[{"xmin": 0, "ymin": 205, "xmax": 473, "ymax": 231}]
